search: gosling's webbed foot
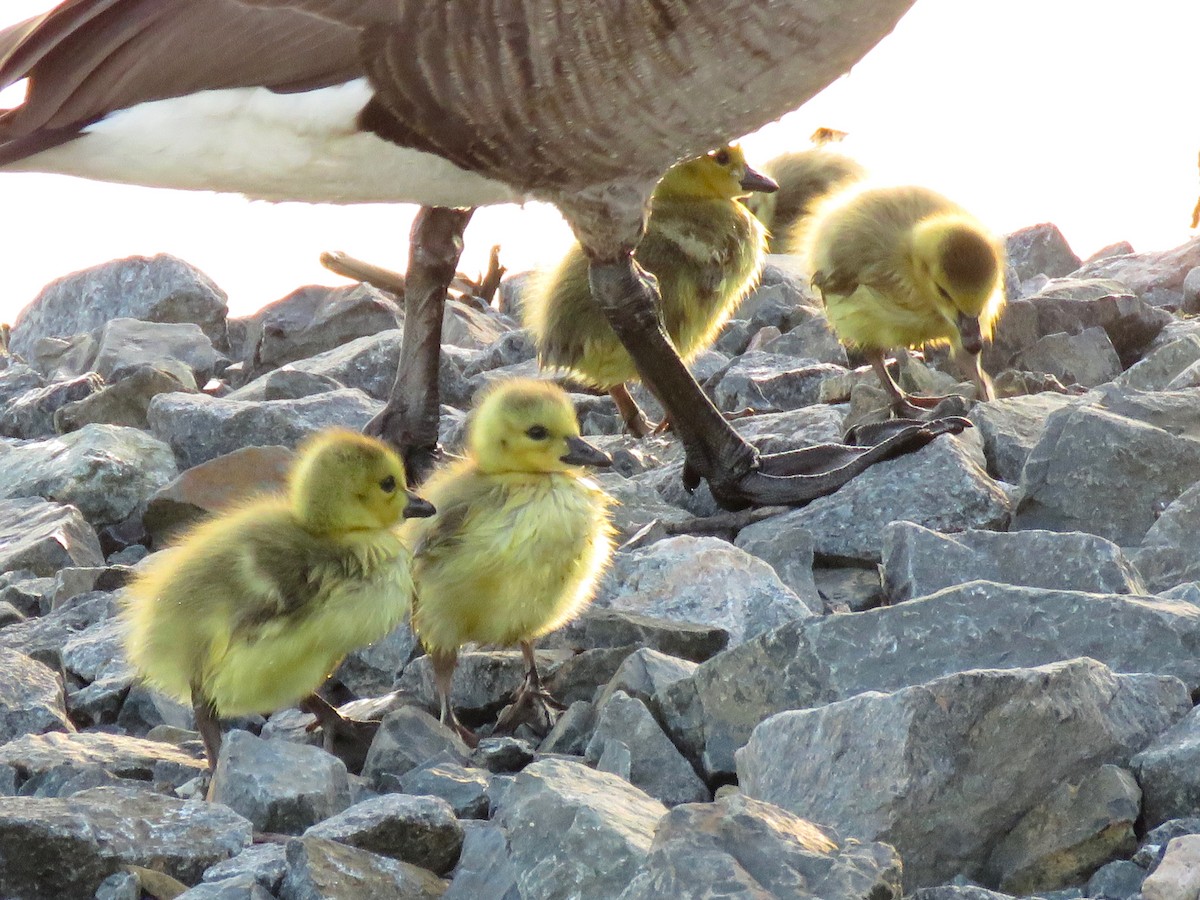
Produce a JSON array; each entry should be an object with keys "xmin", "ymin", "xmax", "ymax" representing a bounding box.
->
[
  {"xmin": 300, "ymin": 695, "xmax": 380, "ymax": 771},
  {"xmin": 493, "ymin": 683, "xmax": 564, "ymax": 737}
]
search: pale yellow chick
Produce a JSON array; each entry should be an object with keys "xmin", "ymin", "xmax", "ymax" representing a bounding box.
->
[
  {"xmin": 800, "ymin": 185, "xmax": 1005, "ymax": 414},
  {"xmin": 403, "ymin": 378, "xmax": 615, "ymax": 744},
  {"xmin": 123, "ymin": 429, "xmax": 435, "ymax": 767}
]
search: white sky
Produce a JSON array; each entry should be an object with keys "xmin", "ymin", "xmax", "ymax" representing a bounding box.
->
[{"xmin": 1, "ymin": 0, "xmax": 1198, "ymax": 321}]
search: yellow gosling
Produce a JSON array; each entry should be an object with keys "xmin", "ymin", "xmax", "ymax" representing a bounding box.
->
[
  {"xmin": 524, "ymin": 145, "xmax": 774, "ymax": 435},
  {"xmin": 123, "ymin": 428, "xmax": 434, "ymax": 768},
  {"xmin": 801, "ymin": 185, "xmax": 1005, "ymax": 414},
  {"xmin": 403, "ymin": 378, "xmax": 616, "ymax": 744}
]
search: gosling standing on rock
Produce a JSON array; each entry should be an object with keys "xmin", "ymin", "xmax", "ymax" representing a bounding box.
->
[
  {"xmin": 525, "ymin": 146, "xmax": 776, "ymax": 436},
  {"xmin": 123, "ymin": 429, "xmax": 434, "ymax": 768},
  {"xmin": 403, "ymin": 379, "xmax": 615, "ymax": 745},
  {"xmin": 799, "ymin": 185, "xmax": 1005, "ymax": 415}
]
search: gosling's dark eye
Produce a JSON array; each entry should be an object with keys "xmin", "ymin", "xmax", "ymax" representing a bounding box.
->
[
  {"xmin": 526, "ymin": 425, "xmax": 550, "ymax": 441},
  {"xmin": 713, "ymin": 149, "xmax": 730, "ymax": 166},
  {"xmin": 379, "ymin": 475, "xmax": 397, "ymax": 493}
]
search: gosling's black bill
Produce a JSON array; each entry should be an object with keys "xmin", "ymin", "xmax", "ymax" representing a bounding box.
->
[
  {"xmin": 957, "ymin": 312, "xmax": 983, "ymax": 355},
  {"xmin": 561, "ymin": 436, "xmax": 613, "ymax": 468},
  {"xmin": 740, "ymin": 165, "xmax": 778, "ymax": 194},
  {"xmin": 404, "ymin": 492, "xmax": 437, "ymax": 518}
]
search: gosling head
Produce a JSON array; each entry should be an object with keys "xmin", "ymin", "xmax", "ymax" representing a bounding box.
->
[
  {"xmin": 909, "ymin": 216, "xmax": 1004, "ymax": 354},
  {"xmin": 289, "ymin": 429, "xmax": 435, "ymax": 534},
  {"xmin": 469, "ymin": 379, "xmax": 612, "ymax": 475},
  {"xmin": 654, "ymin": 145, "xmax": 778, "ymax": 203}
]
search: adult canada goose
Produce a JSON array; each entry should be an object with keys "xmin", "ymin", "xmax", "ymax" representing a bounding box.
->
[{"xmin": 0, "ymin": 0, "xmax": 963, "ymax": 510}]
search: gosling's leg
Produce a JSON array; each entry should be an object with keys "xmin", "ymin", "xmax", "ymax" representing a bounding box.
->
[
  {"xmin": 366, "ymin": 206, "xmax": 474, "ymax": 486},
  {"xmin": 431, "ymin": 648, "xmax": 478, "ymax": 748},
  {"xmin": 609, "ymin": 383, "xmax": 656, "ymax": 437},
  {"xmin": 870, "ymin": 349, "xmax": 971, "ymax": 417},
  {"xmin": 494, "ymin": 641, "xmax": 564, "ymax": 736},
  {"xmin": 586, "ymin": 254, "xmax": 968, "ymax": 509},
  {"xmin": 191, "ymin": 685, "xmax": 223, "ymax": 771}
]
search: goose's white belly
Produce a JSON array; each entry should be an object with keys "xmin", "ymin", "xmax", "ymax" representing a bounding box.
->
[{"xmin": 5, "ymin": 78, "xmax": 522, "ymax": 207}]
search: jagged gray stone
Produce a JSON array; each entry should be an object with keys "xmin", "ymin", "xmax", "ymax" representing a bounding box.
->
[{"xmin": 736, "ymin": 658, "xmax": 1188, "ymax": 890}]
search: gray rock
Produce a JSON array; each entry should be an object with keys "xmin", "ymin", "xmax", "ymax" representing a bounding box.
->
[
  {"xmin": 734, "ymin": 515, "xmax": 824, "ymax": 614},
  {"xmin": 618, "ymin": 794, "xmax": 903, "ymax": 900},
  {"xmin": 1086, "ymin": 859, "xmax": 1147, "ymax": 900},
  {"xmin": 0, "ymin": 498, "xmax": 103, "ymax": 576},
  {"xmin": 595, "ymin": 739, "xmax": 632, "ymax": 779},
  {"xmin": 241, "ymin": 284, "xmax": 401, "ymax": 378},
  {"xmin": 762, "ymin": 436, "xmax": 1010, "ymax": 564},
  {"xmin": 714, "ymin": 318, "xmax": 753, "ymax": 355},
  {"xmin": 0, "ymin": 364, "xmax": 45, "ymax": 408},
  {"xmin": 1006, "ymin": 223, "xmax": 1082, "ymax": 281},
  {"xmin": 1116, "ymin": 333, "xmax": 1200, "ymax": 391},
  {"xmin": 0, "ymin": 730, "xmax": 206, "ymax": 793},
  {"xmin": 0, "ymin": 373, "xmax": 103, "ymax": 439},
  {"xmin": 0, "ymin": 785, "xmax": 250, "ymax": 898},
  {"xmin": 538, "ymin": 701, "xmax": 595, "ymax": 756},
  {"xmin": 443, "ymin": 822, "xmax": 520, "ymax": 900},
  {"xmin": 61, "ymin": 618, "xmax": 135, "ymax": 725},
  {"xmin": 9, "ymin": 254, "xmax": 228, "ymax": 358},
  {"xmin": 0, "ymin": 425, "xmax": 177, "ymax": 527},
  {"xmin": 986, "ymin": 278, "xmax": 1171, "ymax": 374},
  {"xmin": 655, "ymin": 581, "xmax": 1200, "ymax": 779},
  {"xmin": 280, "ymin": 835, "xmax": 447, "ymax": 899},
  {"xmin": 471, "ymin": 737, "xmax": 535, "ymax": 774},
  {"xmin": 0, "ymin": 591, "xmax": 115, "ymax": 669},
  {"xmin": 116, "ymin": 683, "xmax": 194, "ymax": 737},
  {"xmin": 967, "ymin": 392, "xmax": 1078, "ymax": 483},
  {"xmin": 1015, "ymin": 400, "xmax": 1200, "ymax": 545},
  {"xmin": 881, "ymin": 524, "xmax": 1145, "ymax": 603},
  {"xmin": 54, "ymin": 365, "xmax": 195, "ymax": 432},
  {"xmin": 907, "ymin": 889, "xmax": 1015, "ymax": 900},
  {"xmin": 759, "ymin": 310, "xmax": 850, "ymax": 366},
  {"xmin": 304, "ymin": 793, "xmax": 463, "ymax": 875},
  {"xmin": 226, "ymin": 368, "xmax": 344, "ymax": 401},
  {"xmin": 178, "ymin": 873, "xmax": 274, "ymax": 899},
  {"xmin": 1134, "ymin": 482, "xmax": 1200, "ymax": 592},
  {"xmin": 984, "ymin": 764, "xmax": 1140, "ymax": 894},
  {"xmin": 541, "ymin": 608, "xmax": 729, "ymax": 664},
  {"xmin": 442, "ymin": 299, "xmax": 511, "ymax": 350},
  {"xmin": 148, "ymin": 388, "xmax": 382, "ymax": 468},
  {"xmin": 1134, "ymin": 818, "xmax": 1200, "ymax": 869},
  {"xmin": 210, "ymin": 731, "xmax": 351, "ymax": 834},
  {"xmin": 585, "ymin": 691, "xmax": 708, "ymax": 807},
  {"xmin": 1011, "ymin": 327, "xmax": 1122, "ymax": 388},
  {"xmin": 712, "ymin": 352, "xmax": 847, "ymax": 413},
  {"xmin": 334, "ymin": 625, "xmax": 418, "ymax": 698},
  {"xmin": 591, "ymin": 472, "xmax": 693, "ymax": 543},
  {"xmin": 361, "ymin": 707, "xmax": 470, "ymax": 790},
  {"xmin": 94, "ymin": 870, "xmax": 142, "ymax": 900},
  {"xmin": 399, "ymin": 761, "xmax": 490, "ymax": 819},
  {"xmin": 596, "ymin": 535, "xmax": 814, "ymax": 644},
  {"xmin": 593, "ymin": 648, "xmax": 697, "ymax": 710},
  {"xmin": 494, "ymin": 758, "xmax": 666, "ymax": 900},
  {"xmin": 1070, "ymin": 236, "xmax": 1200, "ymax": 309},
  {"xmin": 736, "ymin": 658, "xmax": 1189, "ymax": 890},
  {"xmin": 76, "ymin": 317, "xmax": 225, "ymax": 384},
  {"xmin": 733, "ymin": 403, "xmax": 847, "ymax": 453},
  {"xmin": 542, "ymin": 646, "xmax": 640, "ymax": 708},
  {"xmin": 201, "ymin": 843, "xmax": 288, "ymax": 894},
  {"xmin": 1132, "ymin": 705, "xmax": 1200, "ymax": 829},
  {"xmin": 0, "ymin": 649, "xmax": 71, "ymax": 743},
  {"xmin": 463, "ymin": 330, "xmax": 537, "ymax": 376},
  {"xmin": 1184, "ymin": 266, "xmax": 1200, "ymax": 315}
]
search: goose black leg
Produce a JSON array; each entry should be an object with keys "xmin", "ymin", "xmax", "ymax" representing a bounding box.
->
[
  {"xmin": 366, "ymin": 206, "xmax": 474, "ymax": 486},
  {"xmin": 587, "ymin": 253, "xmax": 969, "ymax": 510}
]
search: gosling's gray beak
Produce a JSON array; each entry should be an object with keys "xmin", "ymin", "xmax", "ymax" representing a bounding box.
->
[
  {"xmin": 957, "ymin": 312, "xmax": 983, "ymax": 355},
  {"xmin": 739, "ymin": 164, "xmax": 778, "ymax": 194},
  {"xmin": 403, "ymin": 492, "xmax": 436, "ymax": 519},
  {"xmin": 560, "ymin": 436, "xmax": 612, "ymax": 468}
]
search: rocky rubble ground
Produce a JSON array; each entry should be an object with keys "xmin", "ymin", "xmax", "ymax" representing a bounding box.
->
[{"xmin": 1, "ymin": 226, "xmax": 1200, "ymax": 898}]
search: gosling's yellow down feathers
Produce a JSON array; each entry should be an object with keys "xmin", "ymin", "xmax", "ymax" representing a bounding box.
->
[
  {"xmin": 801, "ymin": 185, "xmax": 1005, "ymax": 357},
  {"xmin": 524, "ymin": 146, "xmax": 772, "ymax": 390},
  {"xmin": 743, "ymin": 148, "xmax": 866, "ymax": 253},
  {"xmin": 124, "ymin": 429, "xmax": 428, "ymax": 718},
  {"xmin": 403, "ymin": 379, "xmax": 616, "ymax": 657}
]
